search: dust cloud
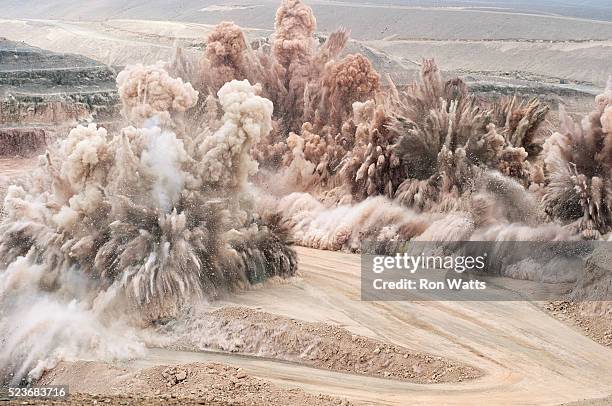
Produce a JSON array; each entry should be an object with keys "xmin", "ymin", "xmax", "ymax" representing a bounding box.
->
[{"xmin": 1, "ymin": 0, "xmax": 610, "ymax": 384}]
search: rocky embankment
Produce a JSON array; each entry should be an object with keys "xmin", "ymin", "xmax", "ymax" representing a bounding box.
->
[
  {"xmin": 33, "ymin": 361, "xmax": 352, "ymax": 406},
  {"xmin": 0, "ymin": 38, "xmax": 120, "ymax": 156},
  {"xmin": 546, "ymin": 246, "xmax": 612, "ymax": 347},
  {"xmin": 166, "ymin": 307, "xmax": 482, "ymax": 384}
]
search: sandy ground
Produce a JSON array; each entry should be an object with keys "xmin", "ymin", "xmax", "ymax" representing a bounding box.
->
[
  {"xmin": 166, "ymin": 306, "xmax": 481, "ymax": 383},
  {"xmin": 2, "ymin": 1, "xmax": 612, "ymax": 41},
  {"xmin": 34, "ymin": 361, "xmax": 351, "ymax": 406},
  {"xmin": 367, "ymin": 38, "xmax": 612, "ymax": 88},
  {"xmin": 561, "ymin": 395, "xmax": 612, "ymax": 406},
  {"xmin": 0, "ymin": 16, "xmax": 610, "ymax": 89},
  {"xmin": 196, "ymin": 247, "xmax": 612, "ymax": 405},
  {"xmin": 24, "ymin": 247, "xmax": 612, "ymax": 405},
  {"xmin": 544, "ymin": 301, "xmax": 612, "ymax": 347},
  {"xmin": 0, "ymin": 19, "xmax": 269, "ymax": 67}
]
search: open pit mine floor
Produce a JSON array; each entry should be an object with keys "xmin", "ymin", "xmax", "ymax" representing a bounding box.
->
[{"xmin": 28, "ymin": 247, "xmax": 612, "ymax": 406}]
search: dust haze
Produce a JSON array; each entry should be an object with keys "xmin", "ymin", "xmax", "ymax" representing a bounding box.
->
[{"xmin": 0, "ymin": 0, "xmax": 611, "ymax": 405}]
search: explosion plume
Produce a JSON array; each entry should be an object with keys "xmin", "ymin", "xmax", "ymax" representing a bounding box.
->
[
  {"xmin": 272, "ymin": 0, "xmax": 317, "ymax": 132},
  {"xmin": 542, "ymin": 80, "xmax": 612, "ymax": 239},
  {"xmin": 116, "ymin": 62, "xmax": 199, "ymax": 131},
  {"xmin": 2, "ymin": 0, "xmax": 611, "ymax": 389},
  {"xmin": 204, "ymin": 22, "xmax": 252, "ymax": 91},
  {"xmin": 305, "ymin": 53, "xmax": 380, "ymax": 132},
  {"xmin": 0, "ymin": 74, "xmax": 296, "ymax": 383},
  {"xmin": 389, "ymin": 61, "xmax": 548, "ymax": 211},
  {"xmin": 161, "ymin": 0, "xmax": 357, "ymax": 173}
]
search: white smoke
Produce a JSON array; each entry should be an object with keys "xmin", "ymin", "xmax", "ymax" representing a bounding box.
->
[
  {"xmin": 266, "ymin": 171, "xmax": 574, "ymax": 253},
  {"xmin": 0, "ymin": 75, "xmax": 295, "ymax": 383},
  {"xmin": 116, "ymin": 62, "xmax": 199, "ymax": 133},
  {"xmin": 140, "ymin": 125, "xmax": 187, "ymax": 211},
  {"xmin": 2, "ymin": 0, "xmax": 610, "ymax": 387},
  {"xmin": 267, "ymin": 192, "xmax": 438, "ymax": 251},
  {"xmin": 0, "ymin": 257, "xmax": 148, "ymax": 384},
  {"xmin": 195, "ymin": 80, "xmax": 272, "ymax": 191}
]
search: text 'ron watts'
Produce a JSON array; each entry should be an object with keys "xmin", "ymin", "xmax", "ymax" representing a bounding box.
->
[{"xmin": 373, "ymin": 278, "xmax": 487, "ymax": 291}]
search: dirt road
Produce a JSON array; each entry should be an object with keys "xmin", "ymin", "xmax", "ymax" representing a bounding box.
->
[{"xmin": 132, "ymin": 247, "xmax": 612, "ymax": 405}]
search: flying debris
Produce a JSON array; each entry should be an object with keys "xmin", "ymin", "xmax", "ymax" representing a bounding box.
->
[{"xmin": 1, "ymin": 0, "xmax": 610, "ymax": 387}]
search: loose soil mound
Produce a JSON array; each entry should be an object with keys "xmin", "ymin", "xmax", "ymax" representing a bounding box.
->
[
  {"xmin": 546, "ymin": 247, "xmax": 612, "ymax": 347},
  {"xmin": 36, "ymin": 361, "xmax": 351, "ymax": 406},
  {"xmin": 170, "ymin": 306, "xmax": 482, "ymax": 383}
]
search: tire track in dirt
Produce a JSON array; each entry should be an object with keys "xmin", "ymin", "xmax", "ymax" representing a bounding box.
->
[{"xmin": 183, "ymin": 247, "xmax": 612, "ymax": 405}]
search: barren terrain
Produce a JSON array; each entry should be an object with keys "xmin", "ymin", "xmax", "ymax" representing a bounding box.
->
[
  {"xmin": 1, "ymin": 1, "xmax": 612, "ymax": 405},
  {"xmin": 166, "ymin": 306, "xmax": 481, "ymax": 383},
  {"xmin": 1, "ymin": 0, "xmax": 610, "ymax": 103},
  {"xmin": 28, "ymin": 247, "xmax": 612, "ymax": 405},
  {"xmin": 35, "ymin": 361, "xmax": 352, "ymax": 406},
  {"xmin": 2, "ymin": 1, "xmax": 612, "ymax": 40}
]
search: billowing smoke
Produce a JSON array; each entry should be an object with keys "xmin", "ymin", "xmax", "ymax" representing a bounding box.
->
[
  {"xmin": 141, "ymin": 127, "xmax": 187, "ymax": 211},
  {"xmin": 386, "ymin": 60, "xmax": 547, "ymax": 212},
  {"xmin": 204, "ymin": 22, "xmax": 251, "ymax": 91},
  {"xmin": 196, "ymin": 81, "xmax": 272, "ymax": 192},
  {"xmin": 2, "ymin": 0, "xmax": 611, "ymax": 387},
  {"xmin": 161, "ymin": 1, "xmax": 607, "ymax": 244},
  {"xmin": 268, "ymin": 192, "xmax": 436, "ymax": 251},
  {"xmin": 272, "ymin": 0, "xmax": 317, "ymax": 131},
  {"xmin": 0, "ymin": 75, "xmax": 296, "ymax": 383},
  {"xmin": 116, "ymin": 62, "xmax": 199, "ymax": 131},
  {"xmin": 166, "ymin": 0, "xmax": 352, "ymax": 167},
  {"xmin": 261, "ymin": 171, "xmax": 572, "ymax": 254},
  {"xmin": 339, "ymin": 100, "xmax": 399, "ymax": 201},
  {"xmin": 542, "ymin": 79, "xmax": 612, "ymax": 238},
  {"xmin": 0, "ymin": 257, "xmax": 148, "ymax": 384},
  {"xmin": 273, "ymin": 0, "xmax": 316, "ymax": 69},
  {"xmin": 306, "ymin": 53, "xmax": 380, "ymax": 131}
]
